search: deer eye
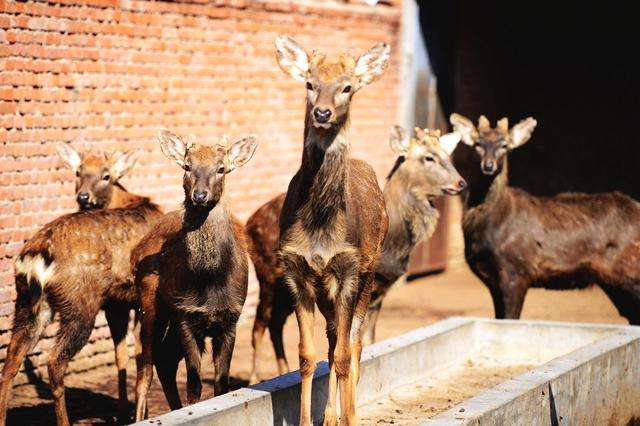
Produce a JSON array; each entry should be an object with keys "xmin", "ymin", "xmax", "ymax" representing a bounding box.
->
[
  {"xmin": 342, "ymin": 85, "xmax": 352, "ymax": 93},
  {"xmin": 102, "ymin": 173, "xmax": 111, "ymax": 181},
  {"xmin": 183, "ymin": 164, "xmax": 191, "ymax": 172},
  {"xmin": 306, "ymin": 82, "xmax": 313, "ymax": 91},
  {"xmin": 217, "ymin": 166, "xmax": 226, "ymax": 174},
  {"xmin": 424, "ymin": 156, "xmax": 436, "ymax": 163},
  {"xmin": 75, "ymin": 171, "xmax": 80, "ymax": 177}
]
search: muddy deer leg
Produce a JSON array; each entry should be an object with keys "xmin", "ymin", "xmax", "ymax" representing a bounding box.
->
[
  {"xmin": 178, "ymin": 322, "xmax": 203, "ymax": 405},
  {"xmin": 249, "ymin": 298, "xmax": 270, "ymax": 384},
  {"xmin": 0, "ymin": 297, "xmax": 52, "ymax": 425},
  {"xmin": 48, "ymin": 312, "xmax": 98, "ymax": 426},
  {"xmin": 212, "ymin": 325, "xmax": 237, "ymax": 396},
  {"xmin": 269, "ymin": 313, "xmax": 290, "ymax": 376},
  {"xmin": 105, "ymin": 303, "xmax": 131, "ymax": 423}
]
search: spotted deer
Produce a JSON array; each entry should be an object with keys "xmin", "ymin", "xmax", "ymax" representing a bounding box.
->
[
  {"xmin": 133, "ymin": 131, "xmax": 257, "ymax": 421},
  {"xmin": 0, "ymin": 147, "xmax": 163, "ymax": 426},
  {"xmin": 275, "ymin": 36, "xmax": 390, "ymax": 425},
  {"xmin": 451, "ymin": 113, "xmax": 640, "ymax": 323},
  {"xmin": 247, "ymin": 126, "xmax": 465, "ymax": 383}
]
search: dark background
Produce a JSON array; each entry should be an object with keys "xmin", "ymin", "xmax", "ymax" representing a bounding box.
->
[{"xmin": 419, "ymin": 1, "xmax": 639, "ymax": 199}]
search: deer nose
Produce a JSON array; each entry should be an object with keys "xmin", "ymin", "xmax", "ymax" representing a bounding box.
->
[
  {"xmin": 482, "ymin": 159, "xmax": 495, "ymax": 174},
  {"xmin": 313, "ymin": 108, "xmax": 332, "ymax": 123},
  {"xmin": 77, "ymin": 192, "xmax": 90, "ymax": 205},
  {"xmin": 193, "ymin": 190, "xmax": 208, "ymax": 204}
]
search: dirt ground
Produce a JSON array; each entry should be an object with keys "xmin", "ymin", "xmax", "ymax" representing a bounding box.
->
[
  {"xmin": 5, "ymin": 265, "xmax": 627, "ymax": 424},
  {"xmin": 359, "ymin": 360, "xmax": 534, "ymax": 425}
]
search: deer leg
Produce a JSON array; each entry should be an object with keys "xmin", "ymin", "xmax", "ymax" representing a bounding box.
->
[
  {"xmin": 316, "ymin": 298, "xmax": 337, "ymax": 426},
  {"xmin": 360, "ymin": 301, "xmax": 382, "ymax": 347},
  {"xmin": 249, "ymin": 297, "xmax": 271, "ymax": 384},
  {"xmin": 133, "ymin": 309, "xmax": 143, "ymax": 378},
  {"xmin": 269, "ymin": 306, "xmax": 292, "ymax": 376},
  {"xmin": 104, "ymin": 303, "xmax": 131, "ymax": 423},
  {"xmin": 498, "ymin": 274, "xmax": 528, "ymax": 319},
  {"xmin": 48, "ymin": 312, "xmax": 98, "ymax": 426},
  {"xmin": 281, "ymin": 251, "xmax": 318, "ymax": 426},
  {"xmin": 0, "ymin": 295, "xmax": 52, "ymax": 425},
  {"xmin": 134, "ymin": 283, "xmax": 168, "ymax": 422},
  {"xmin": 178, "ymin": 322, "xmax": 204, "ymax": 405},
  {"xmin": 269, "ymin": 292, "xmax": 294, "ymax": 375},
  {"xmin": 327, "ymin": 255, "xmax": 364, "ymax": 426},
  {"xmin": 211, "ymin": 325, "xmax": 237, "ymax": 396},
  {"xmin": 294, "ymin": 296, "xmax": 316, "ymax": 426},
  {"xmin": 154, "ymin": 324, "xmax": 183, "ymax": 410},
  {"xmin": 599, "ymin": 284, "xmax": 640, "ymax": 325},
  {"xmin": 488, "ymin": 284, "xmax": 507, "ymax": 319}
]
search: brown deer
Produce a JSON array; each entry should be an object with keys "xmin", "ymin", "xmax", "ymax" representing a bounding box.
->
[
  {"xmin": 275, "ymin": 36, "xmax": 389, "ymax": 425},
  {"xmin": 0, "ymin": 147, "xmax": 163, "ymax": 426},
  {"xmin": 451, "ymin": 113, "xmax": 640, "ymax": 323},
  {"xmin": 133, "ymin": 131, "xmax": 257, "ymax": 421},
  {"xmin": 247, "ymin": 126, "xmax": 466, "ymax": 383}
]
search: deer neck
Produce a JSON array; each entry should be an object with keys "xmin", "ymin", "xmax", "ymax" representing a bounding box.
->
[
  {"xmin": 182, "ymin": 199, "xmax": 232, "ymax": 275},
  {"xmin": 298, "ymin": 103, "xmax": 351, "ymax": 230},
  {"xmin": 107, "ymin": 183, "xmax": 148, "ymax": 209},
  {"xmin": 382, "ymin": 168, "xmax": 440, "ymax": 264},
  {"xmin": 464, "ymin": 157, "xmax": 510, "ymax": 212}
]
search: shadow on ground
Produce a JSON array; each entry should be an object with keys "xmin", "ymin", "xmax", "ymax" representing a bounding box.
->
[{"xmin": 7, "ymin": 373, "xmax": 249, "ymax": 425}]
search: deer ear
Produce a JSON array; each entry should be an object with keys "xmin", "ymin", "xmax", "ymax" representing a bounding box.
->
[
  {"xmin": 56, "ymin": 143, "xmax": 82, "ymax": 173},
  {"xmin": 449, "ymin": 113, "xmax": 477, "ymax": 146},
  {"xmin": 157, "ymin": 130, "xmax": 189, "ymax": 169},
  {"xmin": 227, "ymin": 136, "xmax": 258, "ymax": 172},
  {"xmin": 389, "ymin": 125, "xmax": 410, "ymax": 155},
  {"xmin": 439, "ymin": 132, "xmax": 462, "ymax": 156},
  {"xmin": 110, "ymin": 150, "xmax": 139, "ymax": 180},
  {"xmin": 355, "ymin": 42, "xmax": 390, "ymax": 89},
  {"xmin": 509, "ymin": 117, "xmax": 537, "ymax": 149},
  {"xmin": 275, "ymin": 36, "xmax": 309, "ymax": 82}
]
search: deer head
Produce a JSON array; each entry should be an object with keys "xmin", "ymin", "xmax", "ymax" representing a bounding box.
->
[
  {"xmin": 275, "ymin": 36, "xmax": 390, "ymax": 130},
  {"xmin": 450, "ymin": 114, "xmax": 537, "ymax": 175},
  {"xmin": 56, "ymin": 144, "xmax": 138, "ymax": 210},
  {"xmin": 158, "ymin": 130, "xmax": 258, "ymax": 210},
  {"xmin": 389, "ymin": 126, "xmax": 466, "ymax": 197}
]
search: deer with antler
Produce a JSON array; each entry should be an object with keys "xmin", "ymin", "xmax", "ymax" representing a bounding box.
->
[
  {"xmin": 451, "ymin": 113, "xmax": 640, "ymax": 323},
  {"xmin": 274, "ymin": 35, "xmax": 390, "ymax": 425},
  {"xmin": 246, "ymin": 126, "xmax": 466, "ymax": 384}
]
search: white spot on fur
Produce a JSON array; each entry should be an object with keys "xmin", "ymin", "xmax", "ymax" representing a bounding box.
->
[
  {"xmin": 15, "ymin": 255, "xmax": 56, "ymax": 288},
  {"xmin": 326, "ymin": 275, "xmax": 339, "ymax": 301}
]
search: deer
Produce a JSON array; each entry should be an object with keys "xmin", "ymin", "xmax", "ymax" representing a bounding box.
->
[
  {"xmin": 274, "ymin": 36, "xmax": 390, "ymax": 426},
  {"xmin": 247, "ymin": 126, "xmax": 466, "ymax": 384},
  {"xmin": 0, "ymin": 146, "xmax": 163, "ymax": 426},
  {"xmin": 132, "ymin": 131, "xmax": 257, "ymax": 421},
  {"xmin": 450, "ymin": 113, "xmax": 640, "ymax": 323}
]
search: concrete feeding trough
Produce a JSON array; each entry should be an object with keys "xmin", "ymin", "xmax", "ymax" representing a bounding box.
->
[{"xmin": 134, "ymin": 317, "xmax": 640, "ymax": 425}]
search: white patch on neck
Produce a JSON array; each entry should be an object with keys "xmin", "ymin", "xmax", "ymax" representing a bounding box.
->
[{"xmin": 15, "ymin": 255, "xmax": 56, "ymax": 288}]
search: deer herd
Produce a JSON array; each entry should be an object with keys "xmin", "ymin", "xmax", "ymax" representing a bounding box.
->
[{"xmin": 0, "ymin": 35, "xmax": 639, "ymax": 426}]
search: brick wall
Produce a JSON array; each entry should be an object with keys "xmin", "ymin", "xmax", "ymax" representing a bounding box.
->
[{"xmin": 0, "ymin": 0, "xmax": 401, "ymax": 382}]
